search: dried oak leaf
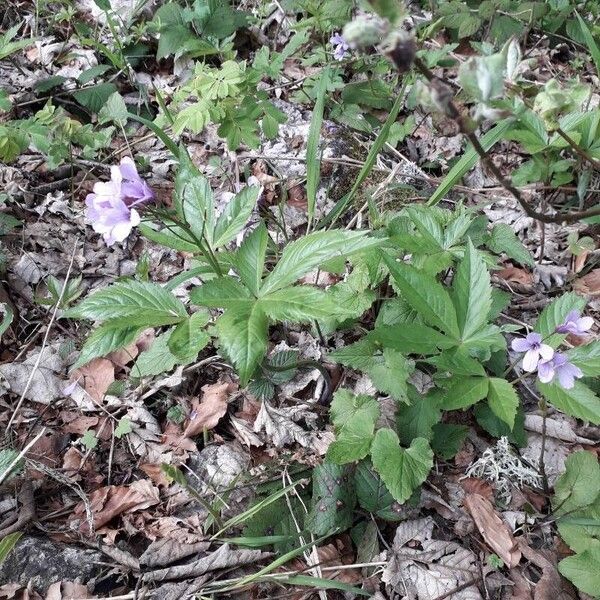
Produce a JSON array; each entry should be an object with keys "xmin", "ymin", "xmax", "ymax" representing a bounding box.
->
[
  {"xmin": 463, "ymin": 493, "xmax": 521, "ymax": 568},
  {"xmin": 183, "ymin": 381, "xmax": 237, "ymax": 437}
]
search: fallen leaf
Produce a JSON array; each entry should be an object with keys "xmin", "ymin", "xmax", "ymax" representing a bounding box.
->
[
  {"xmin": 45, "ymin": 581, "xmax": 91, "ymax": 599},
  {"xmin": 253, "ymin": 401, "xmax": 317, "ymax": 448},
  {"xmin": 495, "ymin": 266, "xmax": 534, "ymax": 288},
  {"xmin": 460, "ymin": 478, "xmax": 494, "ymax": 501},
  {"xmin": 524, "ymin": 415, "xmax": 596, "ymax": 444},
  {"xmin": 183, "ymin": 381, "xmax": 236, "ymax": 437},
  {"xmin": 573, "ymin": 268, "xmax": 600, "ymax": 298},
  {"xmin": 463, "ymin": 493, "xmax": 521, "ymax": 568},
  {"xmin": 70, "ymin": 358, "xmax": 114, "ymax": 403},
  {"xmin": 139, "ymin": 538, "xmax": 210, "ymax": 568}
]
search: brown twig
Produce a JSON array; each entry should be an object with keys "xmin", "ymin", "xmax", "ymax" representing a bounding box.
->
[{"xmin": 408, "ymin": 56, "xmax": 600, "ymax": 224}]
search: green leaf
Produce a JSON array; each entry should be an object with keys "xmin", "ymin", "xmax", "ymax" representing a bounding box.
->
[
  {"xmin": 370, "ymin": 322, "xmax": 455, "ymax": 354},
  {"xmin": 213, "ymin": 186, "xmax": 260, "ymax": 248},
  {"xmin": 576, "ymin": 12, "xmax": 600, "ymax": 79},
  {"xmin": 0, "ymin": 532, "xmax": 22, "ymax": 564},
  {"xmin": 397, "ymin": 388, "xmax": 441, "ymax": 444},
  {"xmin": 431, "ymin": 423, "xmax": 469, "ymax": 459},
  {"xmin": 326, "ymin": 390, "xmax": 379, "ymax": 464},
  {"xmin": 474, "ymin": 403, "xmax": 527, "ymax": 447},
  {"xmin": 0, "ymin": 449, "xmax": 23, "ymax": 482},
  {"xmin": 81, "ymin": 429, "xmax": 98, "ymax": 450},
  {"xmin": 440, "ymin": 376, "xmax": 489, "ymax": 410},
  {"xmin": 190, "ymin": 277, "xmax": 253, "ymax": 309},
  {"xmin": 341, "ymin": 81, "xmax": 392, "ymax": 110},
  {"xmin": 233, "ymin": 223, "xmax": 268, "ymax": 295},
  {"xmin": 535, "ymin": 294, "xmax": 586, "ymax": 347},
  {"xmin": 139, "ymin": 223, "xmax": 198, "ymax": 253},
  {"xmin": 68, "ymin": 280, "xmax": 187, "ymax": 327},
  {"xmin": 354, "ymin": 460, "xmax": 407, "ymax": 521},
  {"xmin": 74, "ymin": 324, "xmax": 143, "ymax": 368},
  {"xmin": 0, "ymin": 302, "xmax": 14, "ymax": 340},
  {"xmin": 260, "ymin": 287, "xmax": 345, "ymax": 322},
  {"xmin": 382, "ymin": 255, "xmax": 459, "ymax": 338},
  {"xmin": 426, "ymin": 347, "xmax": 486, "ymax": 377},
  {"xmin": 487, "ymin": 377, "xmax": 519, "ymax": 429},
  {"xmin": 451, "ymin": 240, "xmax": 492, "ymax": 340},
  {"xmin": 552, "ymin": 451, "xmax": 600, "ymax": 516},
  {"xmin": 34, "ymin": 76, "xmax": 67, "ymax": 93},
  {"xmin": 216, "ymin": 303, "xmax": 268, "ymax": 386},
  {"xmin": 98, "ymin": 91, "xmax": 129, "ymax": 126},
  {"xmin": 427, "ymin": 120, "xmax": 514, "ymax": 206},
  {"xmin": 133, "ymin": 332, "xmax": 178, "ymax": 377},
  {"xmin": 370, "ymin": 429, "xmax": 433, "ymax": 504},
  {"xmin": 77, "ymin": 64, "xmax": 112, "ymax": 84},
  {"xmin": 114, "ymin": 417, "xmax": 133, "ymax": 439},
  {"xmin": 537, "ymin": 380, "xmax": 600, "ymax": 425},
  {"xmin": 488, "ymin": 224, "xmax": 534, "ymax": 267},
  {"xmin": 306, "ymin": 68, "xmax": 329, "ymax": 226},
  {"xmin": 558, "ymin": 496, "xmax": 600, "ymax": 554},
  {"xmin": 306, "ymin": 463, "xmax": 356, "ymax": 536},
  {"xmin": 72, "ymin": 83, "xmax": 118, "ymax": 113},
  {"xmin": 567, "ymin": 341, "xmax": 600, "ymax": 376},
  {"xmin": 260, "ymin": 230, "xmax": 378, "ymax": 295},
  {"xmin": 167, "ymin": 311, "xmax": 211, "ymax": 364},
  {"xmin": 559, "ymin": 547, "xmax": 600, "ymax": 598}
]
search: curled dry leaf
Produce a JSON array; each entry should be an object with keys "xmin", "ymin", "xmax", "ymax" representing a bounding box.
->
[
  {"xmin": 494, "ymin": 266, "xmax": 534, "ymax": 290},
  {"xmin": 73, "ymin": 479, "xmax": 160, "ymax": 534},
  {"xmin": 573, "ymin": 268, "xmax": 600, "ymax": 298},
  {"xmin": 139, "ymin": 538, "xmax": 210, "ymax": 568},
  {"xmin": 463, "ymin": 493, "xmax": 521, "ymax": 568},
  {"xmin": 70, "ymin": 358, "xmax": 115, "ymax": 403},
  {"xmin": 183, "ymin": 381, "xmax": 237, "ymax": 438}
]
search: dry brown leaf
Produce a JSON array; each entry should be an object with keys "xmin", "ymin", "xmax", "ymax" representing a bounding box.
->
[
  {"xmin": 460, "ymin": 478, "xmax": 494, "ymax": 501},
  {"xmin": 45, "ymin": 581, "xmax": 91, "ymax": 600},
  {"xmin": 183, "ymin": 382, "xmax": 236, "ymax": 437},
  {"xmin": 573, "ymin": 268, "xmax": 600, "ymax": 297},
  {"xmin": 495, "ymin": 266, "xmax": 534, "ymax": 287},
  {"xmin": 463, "ymin": 493, "xmax": 521, "ymax": 568},
  {"xmin": 73, "ymin": 479, "xmax": 160, "ymax": 534},
  {"xmin": 70, "ymin": 358, "xmax": 114, "ymax": 403},
  {"xmin": 106, "ymin": 341, "xmax": 139, "ymax": 368},
  {"xmin": 139, "ymin": 538, "xmax": 210, "ymax": 568}
]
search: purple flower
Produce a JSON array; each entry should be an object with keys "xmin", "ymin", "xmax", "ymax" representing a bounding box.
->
[
  {"xmin": 556, "ymin": 310, "xmax": 594, "ymax": 335},
  {"xmin": 511, "ymin": 332, "xmax": 554, "ymax": 372},
  {"xmin": 85, "ymin": 157, "xmax": 153, "ymax": 246},
  {"xmin": 330, "ymin": 32, "xmax": 350, "ymax": 61},
  {"xmin": 537, "ymin": 352, "xmax": 583, "ymax": 389}
]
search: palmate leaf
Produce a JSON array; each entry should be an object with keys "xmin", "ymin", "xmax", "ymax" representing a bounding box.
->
[
  {"xmin": 382, "ymin": 254, "xmax": 460, "ymax": 338},
  {"xmin": 451, "ymin": 240, "xmax": 492, "ymax": 340},
  {"xmin": 167, "ymin": 311, "xmax": 211, "ymax": 364},
  {"xmin": 397, "ymin": 388, "xmax": 441, "ymax": 444},
  {"xmin": 213, "ymin": 185, "xmax": 260, "ymax": 248},
  {"xmin": 233, "ymin": 223, "xmax": 268, "ymax": 295},
  {"xmin": 354, "ymin": 460, "xmax": 408, "ymax": 521},
  {"xmin": 216, "ymin": 302, "xmax": 268, "ymax": 386},
  {"xmin": 259, "ymin": 230, "xmax": 379, "ymax": 295},
  {"xmin": 537, "ymin": 380, "xmax": 600, "ymax": 425},
  {"xmin": 259, "ymin": 287, "xmax": 347, "ymax": 322},
  {"xmin": 370, "ymin": 429, "xmax": 433, "ymax": 504},
  {"xmin": 190, "ymin": 277, "xmax": 253, "ymax": 309},
  {"xmin": 68, "ymin": 280, "xmax": 187, "ymax": 328},
  {"xmin": 486, "ymin": 377, "xmax": 519, "ymax": 429},
  {"xmin": 439, "ymin": 376, "xmax": 489, "ymax": 411},
  {"xmin": 369, "ymin": 322, "xmax": 455, "ymax": 355}
]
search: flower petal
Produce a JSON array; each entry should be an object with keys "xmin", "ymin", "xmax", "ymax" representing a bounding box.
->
[
  {"xmin": 537, "ymin": 361, "xmax": 555, "ymax": 383},
  {"xmin": 539, "ymin": 344, "xmax": 555, "ymax": 361},
  {"xmin": 577, "ymin": 316, "xmax": 594, "ymax": 333},
  {"xmin": 511, "ymin": 338, "xmax": 531, "ymax": 352},
  {"xmin": 522, "ymin": 350, "xmax": 539, "ymax": 372}
]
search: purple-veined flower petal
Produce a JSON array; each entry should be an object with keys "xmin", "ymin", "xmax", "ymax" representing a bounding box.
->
[
  {"xmin": 522, "ymin": 349, "xmax": 540, "ymax": 372},
  {"xmin": 511, "ymin": 337, "xmax": 532, "ymax": 352},
  {"xmin": 537, "ymin": 360, "xmax": 555, "ymax": 383}
]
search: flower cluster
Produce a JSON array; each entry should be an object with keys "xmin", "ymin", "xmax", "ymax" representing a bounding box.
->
[
  {"xmin": 511, "ymin": 311, "xmax": 592, "ymax": 389},
  {"xmin": 329, "ymin": 32, "xmax": 350, "ymax": 61},
  {"xmin": 85, "ymin": 157, "xmax": 154, "ymax": 246}
]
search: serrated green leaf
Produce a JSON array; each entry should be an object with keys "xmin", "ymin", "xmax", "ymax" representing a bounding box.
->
[
  {"xmin": 233, "ymin": 223, "xmax": 267, "ymax": 295},
  {"xmin": 98, "ymin": 91, "xmax": 129, "ymax": 126},
  {"xmin": 451, "ymin": 240, "xmax": 492, "ymax": 340},
  {"xmin": 68, "ymin": 280, "xmax": 187, "ymax": 327},
  {"xmin": 167, "ymin": 311, "xmax": 210, "ymax": 364},
  {"xmin": 190, "ymin": 278, "xmax": 253, "ymax": 309},
  {"xmin": 81, "ymin": 429, "xmax": 98, "ymax": 450},
  {"xmin": 431, "ymin": 423, "xmax": 469, "ymax": 459},
  {"xmin": 216, "ymin": 302, "xmax": 268, "ymax": 386},
  {"xmin": 440, "ymin": 376, "xmax": 489, "ymax": 410},
  {"xmin": 487, "ymin": 377, "xmax": 519, "ymax": 429},
  {"xmin": 133, "ymin": 332, "xmax": 178, "ymax": 377},
  {"xmin": 488, "ymin": 224, "xmax": 534, "ymax": 267},
  {"xmin": 114, "ymin": 417, "xmax": 133, "ymax": 438},
  {"xmin": 306, "ymin": 463, "xmax": 356, "ymax": 536},
  {"xmin": 74, "ymin": 324, "xmax": 143, "ymax": 368},
  {"xmin": 260, "ymin": 286, "xmax": 346, "ymax": 322},
  {"xmin": 474, "ymin": 403, "xmax": 527, "ymax": 446},
  {"xmin": 369, "ymin": 322, "xmax": 455, "ymax": 354},
  {"xmin": 213, "ymin": 186, "xmax": 260, "ymax": 248},
  {"xmin": 354, "ymin": 460, "xmax": 406, "ymax": 521},
  {"xmin": 327, "ymin": 390, "xmax": 379, "ymax": 464},
  {"xmin": 0, "ymin": 532, "xmax": 22, "ymax": 564},
  {"xmin": 553, "ymin": 451, "xmax": 600, "ymax": 517},
  {"xmin": 260, "ymin": 231, "xmax": 379, "ymax": 295},
  {"xmin": 73, "ymin": 83, "xmax": 118, "ymax": 113},
  {"xmin": 397, "ymin": 389, "xmax": 441, "ymax": 444},
  {"xmin": 382, "ymin": 255, "xmax": 459, "ymax": 338},
  {"xmin": 558, "ymin": 496, "xmax": 600, "ymax": 554},
  {"xmin": 537, "ymin": 380, "xmax": 600, "ymax": 424},
  {"xmin": 370, "ymin": 429, "xmax": 433, "ymax": 504},
  {"xmin": 559, "ymin": 547, "xmax": 600, "ymax": 598},
  {"xmin": 426, "ymin": 347, "xmax": 486, "ymax": 377},
  {"xmin": 77, "ymin": 64, "xmax": 112, "ymax": 84},
  {"xmin": 567, "ymin": 341, "xmax": 600, "ymax": 376},
  {"xmin": 534, "ymin": 292, "xmax": 586, "ymax": 348}
]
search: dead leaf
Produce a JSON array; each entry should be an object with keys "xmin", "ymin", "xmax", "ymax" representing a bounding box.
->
[
  {"xmin": 524, "ymin": 415, "xmax": 596, "ymax": 444},
  {"xmin": 183, "ymin": 381, "xmax": 236, "ymax": 437},
  {"xmin": 106, "ymin": 341, "xmax": 139, "ymax": 368},
  {"xmin": 45, "ymin": 581, "xmax": 91, "ymax": 599},
  {"xmin": 253, "ymin": 401, "xmax": 317, "ymax": 448},
  {"xmin": 70, "ymin": 358, "xmax": 114, "ymax": 403},
  {"xmin": 73, "ymin": 479, "xmax": 160, "ymax": 534},
  {"xmin": 139, "ymin": 538, "xmax": 210, "ymax": 568},
  {"xmin": 463, "ymin": 493, "xmax": 521, "ymax": 568},
  {"xmin": 460, "ymin": 478, "xmax": 494, "ymax": 501},
  {"xmin": 495, "ymin": 266, "xmax": 534, "ymax": 288},
  {"xmin": 573, "ymin": 268, "xmax": 600, "ymax": 297}
]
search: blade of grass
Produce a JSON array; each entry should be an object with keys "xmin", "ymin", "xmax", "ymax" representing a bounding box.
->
[
  {"xmin": 127, "ymin": 113, "xmax": 181, "ymax": 159},
  {"xmin": 0, "ymin": 532, "xmax": 22, "ymax": 564},
  {"xmin": 575, "ymin": 12, "xmax": 600, "ymax": 79},
  {"xmin": 306, "ymin": 68, "xmax": 330, "ymax": 230},
  {"xmin": 271, "ymin": 574, "xmax": 371, "ymax": 596},
  {"xmin": 219, "ymin": 534, "xmax": 299, "ymax": 548},
  {"xmin": 426, "ymin": 118, "xmax": 514, "ymax": 206},
  {"xmin": 319, "ymin": 78, "xmax": 408, "ymax": 229}
]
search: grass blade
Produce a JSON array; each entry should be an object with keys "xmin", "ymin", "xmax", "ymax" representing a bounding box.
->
[
  {"xmin": 274, "ymin": 574, "xmax": 371, "ymax": 596},
  {"xmin": 576, "ymin": 12, "xmax": 600, "ymax": 79},
  {"xmin": 319, "ymin": 79, "xmax": 407, "ymax": 228},
  {"xmin": 0, "ymin": 532, "xmax": 22, "ymax": 564},
  {"xmin": 426, "ymin": 119, "xmax": 514, "ymax": 206},
  {"xmin": 127, "ymin": 113, "xmax": 181, "ymax": 159},
  {"xmin": 306, "ymin": 68, "xmax": 330, "ymax": 229}
]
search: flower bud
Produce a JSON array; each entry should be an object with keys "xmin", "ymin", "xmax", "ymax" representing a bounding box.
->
[
  {"xmin": 382, "ymin": 30, "xmax": 416, "ymax": 73},
  {"xmin": 342, "ymin": 14, "xmax": 388, "ymax": 49}
]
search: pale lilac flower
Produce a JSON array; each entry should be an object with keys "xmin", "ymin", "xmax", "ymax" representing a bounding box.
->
[
  {"xmin": 330, "ymin": 32, "xmax": 350, "ymax": 61},
  {"xmin": 556, "ymin": 310, "xmax": 594, "ymax": 335},
  {"xmin": 85, "ymin": 157, "xmax": 153, "ymax": 246},
  {"xmin": 511, "ymin": 332, "xmax": 554, "ymax": 372},
  {"xmin": 537, "ymin": 352, "xmax": 583, "ymax": 389}
]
